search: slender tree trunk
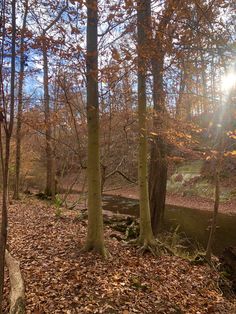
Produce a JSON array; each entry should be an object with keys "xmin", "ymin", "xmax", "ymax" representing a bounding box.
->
[
  {"xmin": 0, "ymin": 135, "xmax": 10, "ymax": 313},
  {"xmin": 39, "ymin": 1, "xmax": 68, "ymax": 198},
  {"xmin": 84, "ymin": 0, "xmax": 106, "ymax": 257},
  {"xmin": 205, "ymin": 166, "xmax": 220, "ymax": 262},
  {"xmin": 43, "ymin": 39, "xmax": 54, "ymax": 198},
  {"xmin": 101, "ymin": 164, "xmax": 106, "ymax": 193},
  {"xmin": 184, "ymin": 60, "xmax": 192, "ymax": 121},
  {"xmin": 13, "ymin": 1, "xmax": 28, "ymax": 200},
  {"xmin": 206, "ymin": 125, "xmax": 225, "ymax": 262},
  {"xmin": 200, "ymin": 51, "xmax": 208, "ymax": 115},
  {"xmin": 210, "ymin": 56, "xmax": 216, "ymax": 113},
  {"xmin": 0, "ymin": 0, "xmax": 16, "ymax": 311},
  {"xmin": 206, "ymin": 116, "xmax": 225, "ymax": 262},
  {"xmin": 176, "ymin": 59, "xmax": 188, "ymax": 119}
]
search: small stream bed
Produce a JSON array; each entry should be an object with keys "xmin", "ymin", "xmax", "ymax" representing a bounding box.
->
[{"xmin": 102, "ymin": 195, "xmax": 236, "ymax": 255}]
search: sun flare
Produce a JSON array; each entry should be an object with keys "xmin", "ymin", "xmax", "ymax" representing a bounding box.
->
[{"xmin": 221, "ymin": 72, "xmax": 236, "ymax": 92}]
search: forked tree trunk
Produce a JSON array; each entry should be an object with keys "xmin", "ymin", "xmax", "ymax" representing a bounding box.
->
[
  {"xmin": 84, "ymin": 0, "xmax": 106, "ymax": 257},
  {"xmin": 136, "ymin": 0, "xmax": 156, "ymax": 248},
  {"xmin": 13, "ymin": 1, "xmax": 28, "ymax": 200}
]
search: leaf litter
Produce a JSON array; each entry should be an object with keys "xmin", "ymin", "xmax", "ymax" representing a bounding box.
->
[{"xmin": 3, "ymin": 197, "xmax": 236, "ymax": 313}]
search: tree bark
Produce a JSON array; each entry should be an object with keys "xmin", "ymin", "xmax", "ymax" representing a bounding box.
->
[
  {"xmin": 176, "ymin": 57, "xmax": 188, "ymax": 119},
  {"xmin": 43, "ymin": 38, "xmax": 54, "ymax": 198},
  {"xmin": 206, "ymin": 118, "xmax": 224, "ymax": 262},
  {"xmin": 84, "ymin": 0, "xmax": 106, "ymax": 257},
  {"xmin": 200, "ymin": 51, "xmax": 208, "ymax": 115},
  {"xmin": 149, "ymin": 51, "xmax": 168, "ymax": 236},
  {"xmin": 40, "ymin": 3, "xmax": 68, "ymax": 198},
  {"xmin": 13, "ymin": 0, "xmax": 28, "ymax": 200},
  {"xmin": 5, "ymin": 250, "xmax": 25, "ymax": 314},
  {"xmin": 148, "ymin": 0, "xmax": 177, "ymax": 235},
  {"xmin": 205, "ymin": 166, "xmax": 220, "ymax": 262},
  {"xmin": 0, "ymin": 0, "xmax": 16, "ymax": 312},
  {"xmin": 137, "ymin": 0, "xmax": 156, "ymax": 247}
]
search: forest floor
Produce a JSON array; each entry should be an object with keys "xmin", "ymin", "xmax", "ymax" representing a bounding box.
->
[
  {"xmin": 3, "ymin": 196, "xmax": 236, "ymax": 313},
  {"xmin": 105, "ymin": 185, "xmax": 236, "ymax": 214}
]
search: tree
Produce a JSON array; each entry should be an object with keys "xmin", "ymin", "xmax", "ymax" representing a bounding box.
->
[
  {"xmin": 13, "ymin": 0, "xmax": 29, "ymax": 200},
  {"xmin": 83, "ymin": 0, "xmax": 107, "ymax": 257},
  {"xmin": 0, "ymin": 0, "xmax": 16, "ymax": 311},
  {"xmin": 43, "ymin": 4, "xmax": 68, "ymax": 198},
  {"xmin": 149, "ymin": 0, "xmax": 178, "ymax": 235},
  {"xmin": 135, "ymin": 0, "xmax": 157, "ymax": 253},
  {"xmin": 31, "ymin": 0, "xmax": 68, "ymax": 197},
  {"xmin": 206, "ymin": 67, "xmax": 236, "ymax": 262}
]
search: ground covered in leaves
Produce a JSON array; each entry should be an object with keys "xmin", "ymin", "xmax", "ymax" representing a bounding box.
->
[{"xmin": 4, "ymin": 197, "xmax": 236, "ymax": 313}]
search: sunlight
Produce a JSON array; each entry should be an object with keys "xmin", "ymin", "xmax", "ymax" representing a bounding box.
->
[{"xmin": 221, "ymin": 72, "xmax": 236, "ymax": 92}]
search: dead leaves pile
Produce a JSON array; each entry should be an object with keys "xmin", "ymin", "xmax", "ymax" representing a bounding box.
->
[{"xmin": 4, "ymin": 197, "xmax": 236, "ymax": 313}]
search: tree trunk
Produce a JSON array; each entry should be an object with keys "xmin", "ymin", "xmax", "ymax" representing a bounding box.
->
[
  {"xmin": 176, "ymin": 60, "xmax": 188, "ymax": 119},
  {"xmin": 149, "ymin": 139, "xmax": 168, "ymax": 235},
  {"xmin": 205, "ymin": 161, "xmax": 220, "ymax": 262},
  {"xmin": 43, "ymin": 39, "xmax": 54, "ymax": 198},
  {"xmin": 149, "ymin": 53, "xmax": 168, "ymax": 236},
  {"xmin": 148, "ymin": 0, "xmax": 178, "ymax": 235},
  {"xmin": 13, "ymin": 1, "xmax": 28, "ymax": 200},
  {"xmin": 39, "ymin": 0, "xmax": 68, "ymax": 199},
  {"xmin": 0, "ymin": 1, "xmax": 16, "ymax": 311},
  {"xmin": 84, "ymin": 0, "xmax": 106, "ymax": 257},
  {"xmin": 137, "ymin": 0, "xmax": 156, "ymax": 247},
  {"xmin": 200, "ymin": 51, "xmax": 208, "ymax": 115},
  {"xmin": 206, "ymin": 118, "xmax": 224, "ymax": 262},
  {"xmin": 101, "ymin": 164, "xmax": 106, "ymax": 193},
  {"xmin": 0, "ymin": 147, "xmax": 9, "ymax": 313}
]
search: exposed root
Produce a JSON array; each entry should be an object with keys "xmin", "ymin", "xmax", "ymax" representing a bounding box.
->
[
  {"xmin": 5, "ymin": 250, "xmax": 25, "ymax": 314},
  {"xmin": 190, "ymin": 252, "xmax": 212, "ymax": 266},
  {"xmin": 156, "ymin": 240, "xmax": 175, "ymax": 255},
  {"xmin": 129, "ymin": 237, "xmax": 160, "ymax": 256},
  {"xmin": 128, "ymin": 238, "xmax": 140, "ymax": 246},
  {"xmin": 137, "ymin": 244, "xmax": 157, "ymax": 256},
  {"xmin": 128, "ymin": 237, "xmax": 177, "ymax": 256},
  {"xmin": 81, "ymin": 243, "xmax": 110, "ymax": 259}
]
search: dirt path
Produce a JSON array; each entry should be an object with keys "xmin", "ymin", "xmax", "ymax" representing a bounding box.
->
[
  {"xmin": 4, "ymin": 197, "xmax": 236, "ymax": 313},
  {"xmin": 105, "ymin": 185, "xmax": 236, "ymax": 214}
]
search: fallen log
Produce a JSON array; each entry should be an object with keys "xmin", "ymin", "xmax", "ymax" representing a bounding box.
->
[{"xmin": 5, "ymin": 250, "xmax": 25, "ymax": 314}]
